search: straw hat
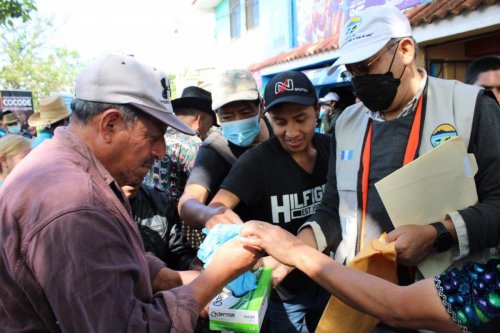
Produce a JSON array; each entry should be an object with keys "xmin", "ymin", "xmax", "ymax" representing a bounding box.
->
[
  {"xmin": 2, "ymin": 111, "xmax": 20, "ymax": 125},
  {"xmin": 28, "ymin": 96, "xmax": 70, "ymax": 127}
]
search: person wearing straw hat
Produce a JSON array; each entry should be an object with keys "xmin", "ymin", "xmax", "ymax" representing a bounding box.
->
[
  {"xmin": 1, "ymin": 110, "xmax": 32, "ymax": 139},
  {"xmin": 28, "ymin": 95, "xmax": 71, "ymax": 148}
]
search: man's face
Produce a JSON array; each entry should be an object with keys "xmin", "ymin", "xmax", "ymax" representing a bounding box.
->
[
  {"xmin": 345, "ymin": 41, "xmax": 399, "ymax": 77},
  {"xmin": 269, "ymin": 103, "xmax": 317, "ymax": 154},
  {"xmin": 110, "ymin": 114, "xmax": 166, "ymax": 186},
  {"xmin": 474, "ymin": 69, "xmax": 500, "ymax": 102},
  {"xmin": 217, "ymin": 101, "xmax": 259, "ymax": 123},
  {"xmin": 346, "ymin": 39, "xmax": 410, "ymax": 113}
]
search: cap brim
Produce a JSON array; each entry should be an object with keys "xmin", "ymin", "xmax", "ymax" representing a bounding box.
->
[
  {"xmin": 212, "ymin": 90, "xmax": 259, "ymax": 111},
  {"xmin": 131, "ymin": 103, "xmax": 196, "ymax": 135},
  {"xmin": 265, "ymin": 96, "xmax": 317, "ymax": 112},
  {"xmin": 327, "ymin": 38, "xmax": 390, "ymax": 75},
  {"xmin": 172, "ymin": 97, "xmax": 219, "ymax": 126}
]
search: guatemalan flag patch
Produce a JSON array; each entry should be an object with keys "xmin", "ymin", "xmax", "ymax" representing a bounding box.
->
[{"xmin": 340, "ymin": 150, "xmax": 353, "ymax": 160}]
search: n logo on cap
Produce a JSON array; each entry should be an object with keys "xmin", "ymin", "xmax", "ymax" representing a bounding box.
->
[
  {"xmin": 275, "ymin": 79, "xmax": 294, "ymax": 94},
  {"xmin": 160, "ymin": 78, "xmax": 171, "ymax": 99}
]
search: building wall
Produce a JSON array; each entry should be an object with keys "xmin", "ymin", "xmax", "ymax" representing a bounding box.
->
[
  {"xmin": 215, "ymin": 0, "xmax": 231, "ymax": 43},
  {"xmin": 212, "ymin": 0, "xmax": 293, "ymax": 69},
  {"xmin": 423, "ymin": 31, "xmax": 500, "ymax": 82},
  {"xmin": 205, "ymin": 1, "xmax": 499, "ymax": 88}
]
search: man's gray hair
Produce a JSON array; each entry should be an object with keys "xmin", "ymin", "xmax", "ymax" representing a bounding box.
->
[
  {"xmin": 70, "ymin": 99, "xmax": 138, "ymax": 127},
  {"xmin": 390, "ymin": 37, "xmax": 418, "ymax": 59}
]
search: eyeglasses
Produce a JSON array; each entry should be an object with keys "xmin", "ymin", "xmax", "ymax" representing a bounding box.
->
[{"xmin": 345, "ymin": 40, "xmax": 400, "ymax": 77}]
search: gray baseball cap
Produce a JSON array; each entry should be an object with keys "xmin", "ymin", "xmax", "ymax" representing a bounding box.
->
[
  {"xmin": 211, "ymin": 69, "xmax": 259, "ymax": 111},
  {"xmin": 75, "ymin": 54, "xmax": 194, "ymax": 135}
]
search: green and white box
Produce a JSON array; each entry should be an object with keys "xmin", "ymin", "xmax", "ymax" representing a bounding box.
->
[{"xmin": 209, "ymin": 267, "xmax": 272, "ymax": 333}]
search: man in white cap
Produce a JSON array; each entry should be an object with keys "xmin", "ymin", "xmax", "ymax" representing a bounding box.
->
[
  {"xmin": 0, "ymin": 54, "xmax": 259, "ymax": 332},
  {"xmin": 318, "ymin": 91, "xmax": 340, "ymax": 134},
  {"xmin": 28, "ymin": 95, "xmax": 71, "ymax": 148},
  {"xmin": 270, "ymin": 5, "xmax": 500, "ymax": 332}
]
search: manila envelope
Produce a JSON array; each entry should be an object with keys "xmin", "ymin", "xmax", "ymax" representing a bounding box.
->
[{"xmin": 375, "ymin": 136, "xmax": 478, "ymax": 278}]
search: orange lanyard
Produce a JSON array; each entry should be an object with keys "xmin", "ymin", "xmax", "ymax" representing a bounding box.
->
[{"xmin": 360, "ymin": 95, "xmax": 424, "ymax": 250}]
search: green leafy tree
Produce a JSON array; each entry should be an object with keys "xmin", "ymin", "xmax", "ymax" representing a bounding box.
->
[
  {"xmin": 0, "ymin": 0, "xmax": 36, "ymax": 27},
  {"xmin": 0, "ymin": 16, "xmax": 82, "ymax": 108}
]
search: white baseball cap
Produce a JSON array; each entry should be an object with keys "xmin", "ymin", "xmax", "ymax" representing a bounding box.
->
[
  {"xmin": 75, "ymin": 54, "xmax": 194, "ymax": 135},
  {"xmin": 211, "ymin": 69, "xmax": 259, "ymax": 111},
  {"xmin": 328, "ymin": 5, "xmax": 412, "ymax": 74},
  {"xmin": 319, "ymin": 92, "xmax": 340, "ymax": 103}
]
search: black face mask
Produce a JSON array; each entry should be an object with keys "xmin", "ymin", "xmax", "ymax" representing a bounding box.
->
[{"xmin": 352, "ymin": 45, "xmax": 405, "ymax": 112}]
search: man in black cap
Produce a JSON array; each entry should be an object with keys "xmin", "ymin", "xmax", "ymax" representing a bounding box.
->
[
  {"xmin": 190, "ymin": 71, "xmax": 331, "ymax": 333},
  {"xmin": 145, "ymin": 86, "xmax": 217, "ymax": 248}
]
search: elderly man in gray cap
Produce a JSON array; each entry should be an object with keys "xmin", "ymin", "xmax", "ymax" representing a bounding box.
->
[{"xmin": 0, "ymin": 54, "xmax": 259, "ymax": 332}]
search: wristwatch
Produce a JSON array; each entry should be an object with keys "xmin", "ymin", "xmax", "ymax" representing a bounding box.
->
[{"xmin": 430, "ymin": 222, "xmax": 453, "ymax": 252}]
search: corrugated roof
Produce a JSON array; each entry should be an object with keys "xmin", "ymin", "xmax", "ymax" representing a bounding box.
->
[{"xmin": 248, "ymin": 0, "xmax": 497, "ymax": 72}]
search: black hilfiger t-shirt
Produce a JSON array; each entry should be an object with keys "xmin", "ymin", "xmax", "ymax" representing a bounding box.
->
[{"xmin": 221, "ymin": 133, "xmax": 331, "ymax": 234}]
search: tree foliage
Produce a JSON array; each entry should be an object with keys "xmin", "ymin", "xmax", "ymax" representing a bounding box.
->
[
  {"xmin": 0, "ymin": 0, "xmax": 36, "ymax": 27},
  {"xmin": 0, "ymin": 16, "xmax": 82, "ymax": 108}
]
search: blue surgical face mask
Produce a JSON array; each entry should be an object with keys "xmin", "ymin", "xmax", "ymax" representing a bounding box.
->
[
  {"xmin": 7, "ymin": 124, "xmax": 21, "ymax": 134},
  {"xmin": 221, "ymin": 115, "xmax": 260, "ymax": 147}
]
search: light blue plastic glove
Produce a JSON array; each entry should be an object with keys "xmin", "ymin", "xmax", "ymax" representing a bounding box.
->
[{"xmin": 197, "ymin": 224, "xmax": 257, "ymax": 297}]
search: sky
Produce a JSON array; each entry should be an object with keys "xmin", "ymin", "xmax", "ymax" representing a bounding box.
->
[{"xmin": 34, "ymin": 0, "xmax": 217, "ymax": 75}]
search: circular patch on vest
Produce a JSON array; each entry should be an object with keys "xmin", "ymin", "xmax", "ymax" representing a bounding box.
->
[{"xmin": 430, "ymin": 124, "xmax": 458, "ymax": 147}]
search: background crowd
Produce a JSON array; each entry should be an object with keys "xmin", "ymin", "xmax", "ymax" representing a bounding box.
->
[{"xmin": 0, "ymin": 4, "xmax": 499, "ymax": 333}]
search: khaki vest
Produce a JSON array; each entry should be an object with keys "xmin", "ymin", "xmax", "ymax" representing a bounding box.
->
[{"xmin": 334, "ymin": 76, "xmax": 481, "ymax": 264}]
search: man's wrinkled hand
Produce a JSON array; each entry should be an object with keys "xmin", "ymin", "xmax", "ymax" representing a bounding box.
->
[{"xmin": 207, "ymin": 237, "xmax": 262, "ymax": 282}]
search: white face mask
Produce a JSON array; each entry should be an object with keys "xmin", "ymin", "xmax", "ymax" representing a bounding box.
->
[{"xmin": 7, "ymin": 124, "xmax": 21, "ymax": 134}]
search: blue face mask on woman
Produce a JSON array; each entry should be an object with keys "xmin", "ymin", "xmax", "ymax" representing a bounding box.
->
[
  {"xmin": 7, "ymin": 124, "xmax": 21, "ymax": 134},
  {"xmin": 221, "ymin": 115, "xmax": 260, "ymax": 147}
]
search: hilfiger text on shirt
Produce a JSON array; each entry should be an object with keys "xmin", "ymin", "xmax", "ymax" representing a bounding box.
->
[{"xmin": 270, "ymin": 185, "xmax": 326, "ymax": 223}]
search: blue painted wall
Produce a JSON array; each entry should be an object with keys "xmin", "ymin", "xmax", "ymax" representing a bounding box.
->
[{"xmin": 214, "ymin": 0, "xmax": 293, "ymax": 59}]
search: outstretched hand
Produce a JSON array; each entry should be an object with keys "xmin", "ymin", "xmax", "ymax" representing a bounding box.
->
[
  {"xmin": 257, "ymin": 256, "xmax": 294, "ymax": 288},
  {"xmin": 239, "ymin": 221, "xmax": 306, "ymax": 268},
  {"xmin": 207, "ymin": 237, "xmax": 261, "ymax": 281}
]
